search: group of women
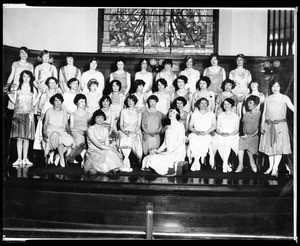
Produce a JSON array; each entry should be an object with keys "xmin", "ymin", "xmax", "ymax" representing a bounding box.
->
[{"xmin": 5, "ymin": 46, "xmax": 294, "ymax": 177}]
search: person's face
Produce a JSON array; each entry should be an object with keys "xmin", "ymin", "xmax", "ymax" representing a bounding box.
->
[
  {"xmin": 250, "ymin": 82, "xmax": 258, "ymax": 91},
  {"xmin": 236, "ymin": 57, "xmax": 245, "ymax": 67},
  {"xmin": 20, "ymin": 49, "xmax": 28, "ymax": 60},
  {"xmin": 95, "ymin": 115, "xmax": 105, "ymax": 125},
  {"xmin": 247, "ymin": 100, "xmax": 256, "ymax": 110},
  {"xmin": 157, "ymin": 82, "xmax": 165, "ymax": 91},
  {"xmin": 77, "ymin": 99, "xmax": 86, "ymax": 109},
  {"xmin": 53, "ymin": 97, "xmax": 62, "ymax": 109},
  {"xmin": 199, "ymin": 80, "xmax": 208, "ymax": 90},
  {"xmin": 42, "ymin": 53, "xmax": 50, "ymax": 63},
  {"xmin": 177, "ymin": 79, "xmax": 185, "ymax": 89},
  {"xmin": 90, "ymin": 60, "xmax": 98, "ymax": 70},
  {"xmin": 117, "ymin": 61, "xmax": 125, "ymax": 71},
  {"xmin": 176, "ymin": 100, "xmax": 184, "ymax": 110},
  {"xmin": 164, "ymin": 63, "xmax": 172, "ymax": 71},
  {"xmin": 211, "ymin": 56, "xmax": 218, "ymax": 66},
  {"xmin": 223, "ymin": 100, "xmax": 233, "ymax": 111},
  {"xmin": 22, "ymin": 73, "xmax": 31, "ymax": 83},
  {"xmin": 70, "ymin": 81, "xmax": 79, "ymax": 90},
  {"xmin": 66, "ymin": 57, "xmax": 74, "ymax": 65},
  {"xmin": 137, "ymin": 84, "xmax": 144, "ymax": 93},
  {"xmin": 48, "ymin": 79, "xmax": 57, "ymax": 89},
  {"xmin": 199, "ymin": 100, "xmax": 208, "ymax": 110},
  {"xmin": 102, "ymin": 99, "xmax": 110, "ymax": 108},
  {"xmin": 168, "ymin": 108, "xmax": 178, "ymax": 120},
  {"xmin": 148, "ymin": 99, "xmax": 157, "ymax": 108},
  {"xmin": 90, "ymin": 83, "xmax": 98, "ymax": 92},
  {"xmin": 224, "ymin": 82, "xmax": 233, "ymax": 92},
  {"xmin": 186, "ymin": 58, "xmax": 193, "ymax": 68},
  {"xmin": 127, "ymin": 98, "xmax": 135, "ymax": 107},
  {"xmin": 141, "ymin": 60, "xmax": 148, "ymax": 70},
  {"xmin": 112, "ymin": 83, "xmax": 120, "ymax": 92},
  {"xmin": 271, "ymin": 82, "xmax": 280, "ymax": 94}
]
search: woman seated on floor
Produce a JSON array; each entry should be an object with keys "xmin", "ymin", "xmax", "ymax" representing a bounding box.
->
[
  {"xmin": 212, "ymin": 98, "xmax": 240, "ymax": 173},
  {"xmin": 83, "ymin": 109, "xmax": 124, "ymax": 174},
  {"xmin": 187, "ymin": 97, "xmax": 216, "ymax": 171},
  {"xmin": 43, "ymin": 93, "xmax": 74, "ymax": 167},
  {"xmin": 141, "ymin": 106, "xmax": 186, "ymax": 176}
]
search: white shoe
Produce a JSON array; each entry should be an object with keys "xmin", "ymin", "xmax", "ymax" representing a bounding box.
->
[
  {"xmin": 12, "ymin": 159, "xmax": 22, "ymax": 167},
  {"xmin": 235, "ymin": 165, "xmax": 244, "ymax": 173},
  {"xmin": 54, "ymin": 154, "xmax": 60, "ymax": 166},
  {"xmin": 120, "ymin": 167, "xmax": 133, "ymax": 172},
  {"xmin": 23, "ymin": 159, "xmax": 33, "ymax": 167}
]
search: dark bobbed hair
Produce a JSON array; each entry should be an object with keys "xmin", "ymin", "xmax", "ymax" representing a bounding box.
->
[
  {"xmin": 184, "ymin": 55, "xmax": 195, "ymax": 65},
  {"xmin": 73, "ymin": 93, "xmax": 87, "ymax": 105},
  {"xmin": 20, "ymin": 46, "xmax": 29, "ymax": 55},
  {"xmin": 220, "ymin": 97, "xmax": 235, "ymax": 111},
  {"xmin": 45, "ymin": 76, "xmax": 58, "ymax": 87},
  {"xmin": 173, "ymin": 75, "xmax": 187, "ymax": 91},
  {"xmin": 209, "ymin": 53, "xmax": 220, "ymax": 61},
  {"xmin": 168, "ymin": 106, "xmax": 181, "ymax": 121},
  {"xmin": 87, "ymin": 79, "xmax": 99, "ymax": 89},
  {"xmin": 67, "ymin": 78, "xmax": 79, "ymax": 89},
  {"xmin": 194, "ymin": 97, "xmax": 209, "ymax": 109},
  {"xmin": 146, "ymin": 94, "xmax": 159, "ymax": 107},
  {"xmin": 269, "ymin": 78, "xmax": 281, "ymax": 91},
  {"xmin": 109, "ymin": 79, "xmax": 122, "ymax": 92},
  {"xmin": 162, "ymin": 59, "xmax": 173, "ymax": 67},
  {"xmin": 99, "ymin": 95, "xmax": 112, "ymax": 107},
  {"xmin": 88, "ymin": 57, "xmax": 98, "ymax": 66},
  {"xmin": 173, "ymin": 96, "xmax": 187, "ymax": 107},
  {"xmin": 18, "ymin": 70, "xmax": 35, "ymax": 93},
  {"xmin": 134, "ymin": 79, "xmax": 146, "ymax": 91},
  {"xmin": 49, "ymin": 93, "xmax": 64, "ymax": 105},
  {"xmin": 196, "ymin": 76, "xmax": 211, "ymax": 90},
  {"xmin": 138, "ymin": 58, "xmax": 150, "ymax": 67},
  {"xmin": 246, "ymin": 95, "xmax": 260, "ymax": 106},
  {"xmin": 90, "ymin": 109, "xmax": 107, "ymax": 125},
  {"xmin": 153, "ymin": 78, "xmax": 168, "ymax": 92},
  {"xmin": 124, "ymin": 94, "xmax": 138, "ymax": 107},
  {"xmin": 221, "ymin": 78, "xmax": 235, "ymax": 91}
]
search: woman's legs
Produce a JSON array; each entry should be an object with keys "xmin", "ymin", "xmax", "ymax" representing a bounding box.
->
[
  {"xmin": 12, "ymin": 138, "xmax": 23, "ymax": 166},
  {"xmin": 246, "ymin": 150, "xmax": 257, "ymax": 173},
  {"xmin": 22, "ymin": 139, "xmax": 33, "ymax": 166},
  {"xmin": 57, "ymin": 144, "xmax": 68, "ymax": 167},
  {"xmin": 265, "ymin": 155, "xmax": 274, "ymax": 174},
  {"xmin": 219, "ymin": 147, "xmax": 232, "ymax": 172},
  {"xmin": 236, "ymin": 150, "xmax": 244, "ymax": 172},
  {"xmin": 121, "ymin": 148, "xmax": 132, "ymax": 172},
  {"xmin": 271, "ymin": 154, "xmax": 282, "ymax": 176},
  {"xmin": 190, "ymin": 152, "xmax": 201, "ymax": 171}
]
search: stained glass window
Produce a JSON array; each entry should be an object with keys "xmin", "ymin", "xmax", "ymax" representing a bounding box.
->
[{"xmin": 100, "ymin": 8, "xmax": 217, "ymax": 54}]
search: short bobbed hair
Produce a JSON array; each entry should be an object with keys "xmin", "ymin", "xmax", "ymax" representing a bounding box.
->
[
  {"xmin": 221, "ymin": 79, "xmax": 235, "ymax": 91},
  {"xmin": 124, "ymin": 94, "xmax": 138, "ymax": 107},
  {"xmin": 220, "ymin": 98, "xmax": 235, "ymax": 111},
  {"xmin": 45, "ymin": 76, "xmax": 58, "ymax": 87},
  {"xmin": 109, "ymin": 79, "xmax": 122, "ymax": 92},
  {"xmin": 90, "ymin": 109, "xmax": 107, "ymax": 125},
  {"xmin": 194, "ymin": 97, "xmax": 209, "ymax": 109},
  {"xmin": 146, "ymin": 95, "xmax": 159, "ymax": 107},
  {"xmin": 49, "ymin": 93, "xmax": 64, "ymax": 105},
  {"xmin": 196, "ymin": 76, "xmax": 211, "ymax": 90},
  {"xmin": 99, "ymin": 95, "xmax": 112, "ymax": 107},
  {"xmin": 67, "ymin": 78, "xmax": 79, "ymax": 89},
  {"xmin": 73, "ymin": 93, "xmax": 87, "ymax": 105}
]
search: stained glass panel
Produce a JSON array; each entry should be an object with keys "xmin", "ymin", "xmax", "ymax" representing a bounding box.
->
[{"xmin": 101, "ymin": 8, "xmax": 216, "ymax": 54}]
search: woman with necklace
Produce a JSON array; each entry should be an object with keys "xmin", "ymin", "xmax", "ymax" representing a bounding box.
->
[
  {"xmin": 179, "ymin": 55, "xmax": 201, "ymax": 94},
  {"xmin": 212, "ymin": 98, "xmax": 240, "ymax": 173},
  {"xmin": 259, "ymin": 79, "xmax": 294, "ymax": 177},
  {"xmin": 229, "ymin": 54, "xmax": 252, "ymax": 117},
  {"xmin": 59, "ymin": 53, "xmax": 81, "ymax": 93},
  {"xmin": 203, "ymin": 53, "xmax": 226, "ymax": 97},
  {"xmin": 188, "ymin": 98, "xmax": 216, "ymax": 171}
]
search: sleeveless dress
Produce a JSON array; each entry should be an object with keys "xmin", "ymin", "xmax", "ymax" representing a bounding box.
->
[
  {"xmin": 203, "ymin": 66, "xmax": 225, "ymax": 96},
  {"xmin": 84, "ymin": 124, "xmax": 124, "ymax": 174},
  {"xmin": 59, "ymin": 65, "xmax": 81, "ymax": 92},
  {"xmin": 70, "ymin": 111, "xmax": 89, "ymax": 146},
  {"xmin": 110, "ymin": 71, "xmax": 131, "ymax": 95},
  {"xmin": 259, "ymin": 94, "xmax": 292, "ymax": 155}
]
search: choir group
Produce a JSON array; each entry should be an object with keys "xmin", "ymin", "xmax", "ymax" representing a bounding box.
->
[{"xmin": 4, "ymin": 47, "xmax": 294, "ymax": 177}]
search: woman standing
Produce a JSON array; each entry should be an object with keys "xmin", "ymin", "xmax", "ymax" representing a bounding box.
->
[
  {"xmin": 9, "ymin": 70, "xmax": 42, "ymax": 166},
  {"xmin": 141, "ymin": 107, "xmax": 186, "ymax": 176},
  {"xmin": 134, "ymin": 58, "xmax": 153, "ymax": 95},
  {"xmin": 155, "ymin": 59, "xmax": 177, "ymax": 95},
  {"xmin": 171, "ymin": 75, "xmax": 192, "ymax": 113},
  {"xmin": 203, "ymin": 53, "xmax": 226, "ymax": 97},
  {"xmin": 212, "ymin": 98, "xmax": 240, "ymax": 173},
  {"xmin": 153, "ymin": 78, "xmax": 171, "ymax": 116},
  {"xmin": 188, "ymin": 98, "xmax": 216, "ymax": 171},
  {"xmin": 259, "ymin": 79, "xmax": 294, "ymax": 177},
  {"xmin": 62, "ymin": 78, "xmax": 80, "ymax": 116},
  {"xmin": 84, "ymin": 109, "xmax": 124, "ymax": 174}
]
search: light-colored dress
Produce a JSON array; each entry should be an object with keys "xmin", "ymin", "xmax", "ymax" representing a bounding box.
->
[
  {"xmin": 81, "ymin": 70, "xmax": 105, "ymax": 95},
  {"xmin": 142, "ymin": 120, "xmax": 186, "ymax": 176},
  {"xmin": 10, "ymin": 90, "xmax": 35, "ymax": 140},
  {"xmin": 119, "ymin": 107, "xmax": 143, "ymax": 159},
  {"xmin": 62, "ymin": 91, "xmax": 78, "ymax": 115},
  {"xmin": 84, "ymin": 124, "xmax": 124, "ymax": 174},
  {"xmin": 188, "ymin": 110, "xmax": 216, "ymax": 159},
  {"xmin": 239, "ymin": 111, "xmax": 261, "ymax": 154},
  {"xmin": 155, "ymin": 70, "xmax": 177, "ymax": 94},
  {"xmin": 192, "ymin": 90, "xmax": 215, "ymax": 112},
  {"xmin": 135, "ymin": 71, "xmax": 153, "ymax": 94},
  {"xmin": 212, "ymin": 112, "xmax": 240, "ymax": 155},
  {"xmin": 86, "ymin": 92, "xmax": 102, "ymax": 116},
  {"xmin": 154, "ymin": 91, "xmax": 170, "ymax": 115},
  {"xmin": 7, "ymin": 61, "xmax": 34, "ymax": 110},
  {"xmin": 203, "ymin": 66, "xmax": 225, "ymax": 96},
  {"xmin": 109, "ymin": 92, "xmax": 126, "ymax": 120},
  {"xmin": 259, "ymin": 94, "xmax": 292, "ymax": 155},
  {"xmin": 59, "ymin": 65, "xmax": 81, "ymax": 92},
  {"xmin": 215, "ymin": 92, "xmax": 239, "ymax": 116},
  {"xmin": 43, "ymin": 108, "xmax": 74, "ymax": 156},
  {"xmin": 110, "ymin": 71, "xmax": 131, "ymax": 95},
  {"xmin": 179, "ymin": 68, "xmax": 201, "ymax": 94},
  {"xmin": 134, "ymin": 92, "xmax": 147, "ymax": 113},
  {"xmin": 229, "ymin": 68, "xmax": 252, "ymax": 100},
  {"xmin": 141, "ymin": 109, "xmax": 163, "ymax": 155},
  {"xmin": 70, "ymin": 110, "xmax": 89, "ymax": 146},
  {"xmin": 34, "ymin": 63, "xmax": 58, "ymax": 92}
]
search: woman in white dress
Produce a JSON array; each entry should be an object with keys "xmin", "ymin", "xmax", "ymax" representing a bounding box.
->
[
  {"xmin": 153, "ymin": 78, "xmax": 171, "ymax": 116},
  {"xmin": 134, "ymin": 58, "xmax": 153, "ymax": 96},
  {"xmin": 188, "ymin": 98, "xmax": 216, "ymax": 171},
  {"xmin": 59, "ymin": 53, "xmax": 81, "ymax": 93},
  {"xmin": 62, "ymin": 78, "xmax": 80, "ymax": 116},
  {"xmin": 141, "ymin": 107, "xmax": 186, "ymax": 176},
  {"xmin": 179, "ymin": 55, "xmax": 201, "ymax": 94},
  {"xmin": 212, "ymin": 98, "xmax": 240, "ymax": 173}
]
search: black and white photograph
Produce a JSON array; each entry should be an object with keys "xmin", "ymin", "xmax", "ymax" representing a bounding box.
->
[{"xmin": 2, "ymin": 3, "xmax": 297, "ymax": 241}]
